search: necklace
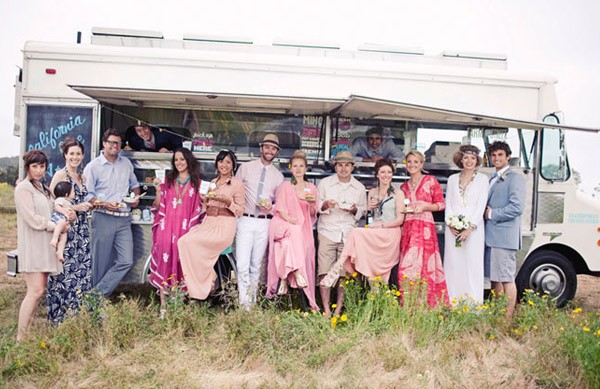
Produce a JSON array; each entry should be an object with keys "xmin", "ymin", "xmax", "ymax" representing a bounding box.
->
[
  {"xmin": 174, "ymin": 180, "xmax": 189, "ymax": 206},
  {"xmin": 409, "ymin": 174, "xmax": 422, "ymax": 188},
  {"xmin": 177, "ymin": 175, "xmax": 190, "ymax": 185},
  {"xmin": 458, "ymin": 171, "xmax": 477, "ymax": 207}
]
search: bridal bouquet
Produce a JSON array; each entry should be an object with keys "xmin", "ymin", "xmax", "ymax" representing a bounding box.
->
[{"xmin": 448, "ymin": 214, "xmax": 471, "ymax": 247}]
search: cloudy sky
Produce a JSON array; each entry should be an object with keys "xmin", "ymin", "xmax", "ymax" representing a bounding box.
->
[{"xmin": 2, "ymin": 0, "xmax": 599, "ymax": 192}]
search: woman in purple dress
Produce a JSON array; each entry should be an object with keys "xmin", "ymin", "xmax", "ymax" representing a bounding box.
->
[{"xmin": 149, "ymin": 148, "xmax": 203, "ymax": 315}]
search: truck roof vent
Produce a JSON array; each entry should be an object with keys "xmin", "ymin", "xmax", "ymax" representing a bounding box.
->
[
  {"xmin": 358, "ymin": 44, "xmax": 424, "ymax": 55},
  {"xmin": 272, "ymin": 39, "xmax": 340, "ymax": 50},
  {"xmin": 183, "ymin": 34, "xmax": 253, "ymax": 44},
  {"xmin": 91, "ymin": 27, "xmax": 163, "ymax": 39},
  {"xmin": 442, "ymin": 50, "xmax": 507, "ymax": 61}
]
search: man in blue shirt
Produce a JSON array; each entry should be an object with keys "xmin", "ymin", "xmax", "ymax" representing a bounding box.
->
[
  {"xmin": 351, "ymin": 125, "xmax": 405, "ymax": 163},
  {"xmin": 84, "ymin": 128, "xmax": 140, "ymax": 297}
]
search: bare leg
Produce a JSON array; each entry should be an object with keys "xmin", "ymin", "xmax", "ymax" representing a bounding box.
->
[
  {"xmin": 17, "ymin": 272, "xmax": 49, "ymax": 342},
  {"xmin": 492, "ymin": 281, "xmax": 517, "ymax": 319},
  {"xmin": 318, "ymin": 275, "xmax": 332, "ymax": 317},
  {"xmin": 333, "ymin": 284, "xmax": 344, "ymax": 317},
  {"xmin": 50, "ymin": 219, "xmax": 68, "ymax": 248},
  {"xmin": 55, "ymin": 232, "xmax": 67, "ymax": 262}
]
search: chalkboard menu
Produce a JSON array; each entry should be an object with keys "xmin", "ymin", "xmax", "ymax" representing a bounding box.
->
[{"xmin": 25, "ymin": 105, "xmax": 94, "ymax": 180}]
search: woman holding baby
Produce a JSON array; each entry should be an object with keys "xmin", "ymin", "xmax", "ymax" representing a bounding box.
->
[{"xmin": 46, "ymin": 138, "xmax": 93, "ymax": 324}]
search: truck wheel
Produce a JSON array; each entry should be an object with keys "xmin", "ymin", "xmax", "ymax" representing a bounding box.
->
[{"xmin": 516, "ymin": 250, "xmax": 577, "ymax": 308}]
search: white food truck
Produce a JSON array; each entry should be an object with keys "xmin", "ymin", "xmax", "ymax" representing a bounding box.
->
[{"xmin": 11, "ymin": 27, "xmax": 600, "ymax": 306}]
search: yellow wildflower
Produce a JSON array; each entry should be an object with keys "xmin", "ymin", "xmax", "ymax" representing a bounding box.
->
[
  {"xmin": 489, "ymin": 335, "xmax": 495, "ymax": 340},
  {"xmin": 451, "ymin": 298, "xmax": 457, "ymax": 305},
  {"xmin": 409, "ymin": 281, "xmax": 415, "ymax": 286},
  {"xmin": 352, "ymin": 272, "xmax": 358, "ymax": 278},
  {"xmin": 402, "ymin": 274, "xmax": 409, "ymax": 280},
  {"xmin": 303, "ymin": 312, "xmax": 309, "ymax": 317},
  {"xmin": 40, "ymin": 341, "xmax": 46, "ymax": 349},
  {"xmin": 527, "ymin": 300, "xmax": 535, "ymax": 306},
  {"xmin": 596, "ymin": 329, "xmax": 600, "ymax": 336},
  {"xmin": 438, "ymin": 314, "xmax": 444, "ymax": 320},
  {"xmin": 572, "ymin": 307, "xmax": 583, "ymax": 314},
  {"xmin": 559, "ymin": 327, "xmax": 565, "ymax": 332},
  {"xmin": 395, "ymin": 290, "xmax": 401, "ymax": 297},
  {"xmin": 583, "ymin": 327, "xmax": 590, "ymax": 332},
  {"xmin": 17, "ymin": 359, "xmax": 22, "ymax": 367},
  {"xmin": 340, "ymin": 314, "xmax": 348, "ymax": 322},
  {"xmin": 462, "ymin": 306, "xmax": 469, "ymax": 313},
  {"xmin": 331, "ymin": 304, "xmax": 337, "ymax": 309}
]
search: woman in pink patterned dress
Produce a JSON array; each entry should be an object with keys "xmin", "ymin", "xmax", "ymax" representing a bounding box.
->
[
  {"xmin": 399, "ymin": 150, "xmax": 449, "ymax": 307},
  {"xmin": 150, "ymin": 148, "xmax": 203, "ymax": 314},
  {"xmin": 267, "ymin": 150, "xmax": 319, "ymax": 310}
]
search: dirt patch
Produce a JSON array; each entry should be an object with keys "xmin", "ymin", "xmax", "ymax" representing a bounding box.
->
[{"xmin": 573, "ymin": 275, "xmax": 600, "ymax": 310}]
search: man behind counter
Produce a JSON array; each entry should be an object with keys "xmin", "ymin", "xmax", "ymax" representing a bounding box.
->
[
  {"xmin": 351, "ymin": 125, "xmax": 405, "ymax": 163},
  {"xmin": 125, "ymin": 124, "xmax": 182, "ymax": 153}
]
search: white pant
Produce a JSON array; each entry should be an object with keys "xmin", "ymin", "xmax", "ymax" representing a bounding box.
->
[{"xmin": 236, "ymin": 216, "xmax": 270, "ymax": 308}]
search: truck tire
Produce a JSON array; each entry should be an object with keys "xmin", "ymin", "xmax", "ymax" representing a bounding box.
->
[{"xmin": 516, "ymin": 250, "xmax": 577, "ymax": 308}]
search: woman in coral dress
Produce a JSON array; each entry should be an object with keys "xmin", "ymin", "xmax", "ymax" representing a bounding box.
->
[
  {"xmin": 321, "ymin": 159, "xmax": 405, "ymax": 289},
  {"xmin": 178, "ymin": 149, "xmax": 244, "ymax": 300},
  {"xmin": 267, "ymin": 150, "xmax": 319, "ymax": 310},
  {"xmin": 150, "ymin": 148, "xmax": 204, "ymax": 312},
  {"xmin": 444, "ymin": 145, "xmax": 489, "ymax": 305},
  {"xmin": 399, "ymin": 150, "xmax": 449, "ymax": 307}
]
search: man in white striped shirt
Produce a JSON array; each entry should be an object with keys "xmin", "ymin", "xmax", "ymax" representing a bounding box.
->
[{"xmin": 235, "ymin": 134, "xmax": 284, "ymax": 309}]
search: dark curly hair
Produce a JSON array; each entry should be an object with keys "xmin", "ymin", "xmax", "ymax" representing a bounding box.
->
[{"xmin": 488, "ymin": 141, "xmax": 512, "ymax": 156}]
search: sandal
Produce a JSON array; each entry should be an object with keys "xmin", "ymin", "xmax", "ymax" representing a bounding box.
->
[
  {"xmin": 277, "ymin": 278, "xmax": 289, "ymax": 295},
  {"xmin": 294, "ymin": 271, "xmax": 308, "ymax": 289}
]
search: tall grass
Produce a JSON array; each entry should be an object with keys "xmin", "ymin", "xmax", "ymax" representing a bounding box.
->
[{"xmin": 1, "ymin": 280, "xmax": 598, "ymax": 387}]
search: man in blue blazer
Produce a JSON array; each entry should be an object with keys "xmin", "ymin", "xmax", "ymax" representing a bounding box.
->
[
  {"xmin": 484, "ymin": 141, "xmax": 526, "ymax": 318},
  {"xmin": 125, "ymin": 125, "xmax": 182, "ymax": 152}
]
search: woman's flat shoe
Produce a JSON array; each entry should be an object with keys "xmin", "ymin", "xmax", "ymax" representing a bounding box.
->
[{"xmin": 319, "ymin": 261, "xmax": 344, "ymax": 288}]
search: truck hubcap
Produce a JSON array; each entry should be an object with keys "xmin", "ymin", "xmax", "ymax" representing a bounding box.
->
[{"xmin": 529, "ymin": 264, "xmax": 566, "ymax": 298}]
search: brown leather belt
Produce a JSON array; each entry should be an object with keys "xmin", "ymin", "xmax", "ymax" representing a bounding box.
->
[{"xmin": 206, "ymin": 206, "xmax": 234, "ymax": 217}]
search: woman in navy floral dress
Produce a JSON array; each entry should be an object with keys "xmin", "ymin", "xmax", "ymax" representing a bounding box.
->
[{"xmin": 46, "ymin": 138, "xmax": 93, "ymax": 323}]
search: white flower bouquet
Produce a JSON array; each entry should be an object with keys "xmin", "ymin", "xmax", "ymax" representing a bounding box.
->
[{"xmin": 448, "ymin": 214, "xmax": 471, "ymax": 247}]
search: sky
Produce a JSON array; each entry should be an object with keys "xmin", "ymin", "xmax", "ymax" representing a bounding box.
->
[{"xmin": 2, "ymin": 0, "xmax": 600, "ymax": 192}]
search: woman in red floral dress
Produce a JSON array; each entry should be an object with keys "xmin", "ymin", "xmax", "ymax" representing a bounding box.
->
[{"xmin": 399, "ymin": 150, "xmax": 449, "ymax": 307}]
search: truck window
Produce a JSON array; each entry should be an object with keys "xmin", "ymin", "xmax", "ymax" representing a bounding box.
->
[{"xmin": 541, "ymin": 118, "xmax": 570, "ymax": 181}]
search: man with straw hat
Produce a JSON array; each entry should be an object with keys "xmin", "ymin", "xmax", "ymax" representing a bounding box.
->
[
  {"xmin": 317, "ymin": 151, "xmax": 367, "ymax": 317},
  {"xmin": 235, "ymin": 134, "xmax": 284, "ymax": 310}
]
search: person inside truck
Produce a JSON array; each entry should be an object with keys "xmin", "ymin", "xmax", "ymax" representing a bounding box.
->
[
  {"xmin": 125, "ymin": 124, "xmax": 182, "ymax": 153},
  {"xmin": 351, "ymin": 125, "xmax": 405, "ymax": 163}
]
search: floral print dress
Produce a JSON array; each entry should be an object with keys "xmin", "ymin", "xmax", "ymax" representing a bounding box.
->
[{"xmin": 46, "ymin": 169, "xmax": 92, "ymax": 323}]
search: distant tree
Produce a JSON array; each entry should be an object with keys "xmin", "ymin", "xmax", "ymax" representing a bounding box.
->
[{"xmin": 0, "ymin": 164, "xmax": 18, "ymax": 185}]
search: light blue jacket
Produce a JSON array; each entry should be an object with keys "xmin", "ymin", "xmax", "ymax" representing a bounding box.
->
[{"xmin": 485, "ymin": 169, "xmax": 526, "ymax": 250}]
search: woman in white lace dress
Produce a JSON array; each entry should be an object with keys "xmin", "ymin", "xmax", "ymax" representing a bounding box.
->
[{"xmin": 443, "ymin": 145, "xmax": 489, "ymax": 305}]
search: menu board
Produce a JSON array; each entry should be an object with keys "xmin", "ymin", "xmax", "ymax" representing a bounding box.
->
[
  {"xmin": 25, "ymin": 105, "xmax": 94, "ymax": 180},
  {"xmin": 329, "ymin": 117, "xmax": 352, "ymax": 158},
  {"xmin": 300, "ymin": 115, "xmax": 323, "ymax": 159}
]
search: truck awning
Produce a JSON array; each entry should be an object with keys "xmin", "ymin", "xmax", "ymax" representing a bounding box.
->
[
  {"xmin": 334, "ymin": 95, "xmax": 599, "ymax": 133},
  {"xmin": 69, "ymin": 86, "xmax": 599, "ymax": 133},
  {"xmin": 68, "ymin": 85, "xmax": 344, "ymax": 115}
]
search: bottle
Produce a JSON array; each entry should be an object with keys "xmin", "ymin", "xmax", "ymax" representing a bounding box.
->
[{"xmin": 366, "ymin": 209, "xmax": 374, "ymax": 227}]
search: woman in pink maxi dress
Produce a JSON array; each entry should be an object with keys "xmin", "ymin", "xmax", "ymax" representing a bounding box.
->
[
  {"xmin": 321, "ymin": 159, "xmax": 405, "ymax": 291},
  {"xmin": 150, "ymin": 148, "xmax": 204, "ymax": 312},
  {"xmin": 399, "ymin": 150, "xmax": 450, "ymax": 307},
  {"xmin": 267, "ymin": 151, "xmax": 319, "ymax": 310},
  {"xmin": 178, "ymin": 149, "xmax": 244, "ymax": 300}
]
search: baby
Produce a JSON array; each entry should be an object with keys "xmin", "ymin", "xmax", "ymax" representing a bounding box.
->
[{"xmin": 50, "ymin": 181, "xmax": 75, "ymax": 262}]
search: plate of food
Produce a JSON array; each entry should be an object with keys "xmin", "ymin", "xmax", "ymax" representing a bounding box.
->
[{"xmin": 122, "ymin": 192, "xmax": 146, "ymax": 204}]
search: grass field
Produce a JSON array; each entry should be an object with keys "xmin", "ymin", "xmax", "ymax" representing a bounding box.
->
[{"xmin": 0, "ymin": 183, "xmax": 599, "ymax": 388}]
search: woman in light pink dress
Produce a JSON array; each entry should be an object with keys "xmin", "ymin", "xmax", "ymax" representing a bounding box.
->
[
  {"xmin": 178, "ymin": 149, "xmax": 244, "ymax": 300},
  {"xmin": 150, "ymin": 148, "xmax": 203, "ymax": 313},
  {"xmin": 267, "ymin": 150, "xmax": 319, "ymax": 310},
  {"xmin": 320, "ymin": 159, "xmax": 405, "ymax": 293}
]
